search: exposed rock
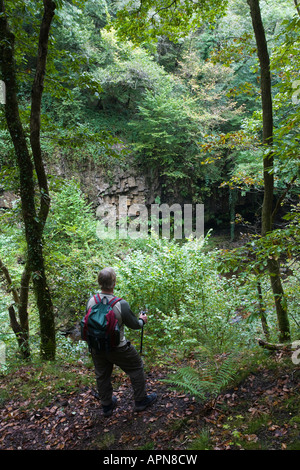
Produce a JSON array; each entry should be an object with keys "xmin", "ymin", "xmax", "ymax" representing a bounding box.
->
[
  {"xmin": 47, "ymin": 157, "xmax": 161, "ymax": 212},
  {"xmin": 0, "ymin": 191, "xmax": 18, "ymax": 209}
]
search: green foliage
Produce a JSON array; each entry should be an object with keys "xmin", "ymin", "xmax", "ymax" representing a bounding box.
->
[
  {"xmin": 1, "ymin": 180, "xmax": 299, "ymax": 393},
  {"xmin": 43, "ymin": 178, "xmax": 101, "ymax": 320},
  {"xmin": 113, "ymin": 0, "xmax": 228, "ymax": 43},
  {"xmin": 129, "ymin": 85, "xmax": 199, "ymax": 169},
  {"xmin": 114, "ymin": 235, "xmax": 264, "ymax": 358},
  {"xmin": 163, "ymin": 351, "xmax": 237, "ymax": 401},
  {"xmin": 1, "ymin": 0, "xmax": 299, "ymax": 370},
  {"xmin": 93, "ymin": 28, "xmax": 168, "ymax": 109},
  {"xmin": 44, "ymin": 178, "xmax": 96, "ymax": 248},
  {"xmin": 128, "ymin": 48, "xmax": 244, "ymax": 199},
  {"xmin": 188, "ymin": 428, "xmax": 213, "ymax": 450},
  {"xmin": 218, "ymin": 203, "xmax": 300, "ymax": 278},
  {"xmin": 196, "ymin": 0, "xmax": 299, "ymax": 200},
  {"xmin": 271, "ymin": 17, "xmax": 300, "ymax": 186},
  {"xmin": 0, "ymin": 358, "xmax": 93, "ymax": 406}
]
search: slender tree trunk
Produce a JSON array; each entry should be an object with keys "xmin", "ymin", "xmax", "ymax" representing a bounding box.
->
[
  {"xmin": 0, "ymin": 259, "xmax": 31, "ymax": 358},
  {"xmin": 256, "ymin": 281, "xmax": 270, "ymax": 340},
  {"xmin": 247, "ymin": 0, "xmax": 290, "ymax": 342},
  {"xmin": 0, "ymin": 0, "xmax": 56, "ymax": 359},
  {"xmin": 294, "ymin": 0, "xmax": 300, "ymax": 17},
  {"xmin": 30, "ymin": 0, "xmax": 55, "ymax": 228}
]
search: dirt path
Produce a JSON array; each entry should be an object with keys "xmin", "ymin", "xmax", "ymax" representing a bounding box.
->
[{"xmin": 1, "ymin": 364, "xmax": 299, "ymax": 451}]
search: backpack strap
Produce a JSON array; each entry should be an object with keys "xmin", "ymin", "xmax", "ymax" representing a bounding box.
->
[
  {"xmin": 94, "ymin": 294, "xmax": 101, "ymax": 304},
  {"xmin": 94, "ymin": 295, "xmax": 122, "ymax": 307},
  {"xmin": 82, "ymin": 306, "xmax": 92, "ymax": 340},
  {"xmin": 109, "ymin": 297, "xmax": 122, "ymax": 308}
]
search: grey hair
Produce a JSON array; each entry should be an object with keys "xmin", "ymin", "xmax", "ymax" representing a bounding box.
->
[{"xmin": 98, "ymin": 267, "xmax": 116, "ymax": 290}]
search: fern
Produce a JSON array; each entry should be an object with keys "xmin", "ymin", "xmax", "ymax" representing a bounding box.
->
[{"xmin": 163, "ymin": 353, "xmax": 237, "ymax": 401}]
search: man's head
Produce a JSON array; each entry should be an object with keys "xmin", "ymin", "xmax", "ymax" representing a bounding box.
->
[{"xmin": 98, "ymin": 267, "xmax": 116, "ymax": 292}]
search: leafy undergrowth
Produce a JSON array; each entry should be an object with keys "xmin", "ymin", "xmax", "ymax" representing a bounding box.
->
[{"xmin": 0, "ymin": 356, "xmax": 299, "ymax": 451}]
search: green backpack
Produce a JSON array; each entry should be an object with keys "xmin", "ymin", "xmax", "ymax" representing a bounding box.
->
[{"xmin": 81, "ymin": 295, "xmax": 122, "ymax": 352}]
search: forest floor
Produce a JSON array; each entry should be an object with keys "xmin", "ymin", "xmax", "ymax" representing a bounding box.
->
[{"xmin": 0, "ymin": 352, "xmax": 299, "ymax": 452}]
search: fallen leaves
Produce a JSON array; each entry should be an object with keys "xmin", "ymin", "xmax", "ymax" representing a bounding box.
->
[
  {"xmin": 0, "ymin": 388, "xmax": 97, "ymax": 450},
  {"xmin": 0, "ymin": 363, "xmax": 299, "ymax": 451}
]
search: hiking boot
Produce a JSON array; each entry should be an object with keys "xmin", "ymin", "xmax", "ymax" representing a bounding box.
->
[
  {"xmin": 102, "ymin": 396, "xmax": 117, "ymax": 417},
  {"xmin": 134, "ymin": 393, "xmax": 157, "ymax": 412}
]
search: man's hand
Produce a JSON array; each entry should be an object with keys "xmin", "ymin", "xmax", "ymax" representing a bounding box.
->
[{"xmin": 139, "ymin": 313, "xmax": 148, "ymax": 324}]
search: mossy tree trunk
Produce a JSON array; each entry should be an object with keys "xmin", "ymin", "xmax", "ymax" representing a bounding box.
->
[
  {"xmin": 247, "ymin": 0, "xmax": 290, "ymax": 342},
  {"xmin": 0, "ymin": 0, "xmax": 56, "ymax": 359}
]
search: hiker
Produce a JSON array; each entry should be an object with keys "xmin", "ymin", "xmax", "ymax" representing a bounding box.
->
[{"xmin": 85, "ymin": 267, "xmax": 157, "ymax": 417}]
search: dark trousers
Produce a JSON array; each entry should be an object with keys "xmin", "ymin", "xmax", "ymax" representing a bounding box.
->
[{"xmin": 91, "ymin": 341, "xmax": 146, "ymax": 406}]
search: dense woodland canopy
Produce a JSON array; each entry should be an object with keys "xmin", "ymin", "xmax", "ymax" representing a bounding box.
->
[{"xmin": 0, "ymin": 0, "xmax": 299, "ymax": 452}]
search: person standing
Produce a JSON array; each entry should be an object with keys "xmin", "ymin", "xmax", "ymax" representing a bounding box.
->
[{"xmin": 86, "ymin": 267, "xmax": 157, "ymax": 417}]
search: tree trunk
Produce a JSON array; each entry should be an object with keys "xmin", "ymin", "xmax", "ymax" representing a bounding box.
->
[
  {"xmin": 247, "ymin": 0, "xmax": 291, "ymax": 342},
  {"xmin": 0, "ymin": 259, "xmax": 31, "ymax": 358},
  {"xmin": 294, "ymin": 0, "xmax": 300, "ymax": 17},
  {"xmin": 0, "ymin": 0, "xmax": 56, "ymax": 359},
  {"xmin": 256, "ymin": 281, "xmax": 270, "ymax": 340},
  {"xmin": 30, "ymin": 0, "xmax": 56, "ymax": 228},
  {"xmin": 257, "ymin": 338, "xmax": 293, "ymax": 351},
  {"xmin": 8, "ymin": 306, "xmax": 30, "ymax": 359}
]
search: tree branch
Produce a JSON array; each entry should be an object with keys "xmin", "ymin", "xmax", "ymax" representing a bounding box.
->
[
  {"xmin": 0, "ymin": 258, "xmax": 30, "ymax": 358},
  {"xmin": 257, "ymin": 338, "xmax": 293, "ymax": 351},
  {"xmin": 0, "ymin": 258, "xmax": 20, "ymax": 305},
  {"xmin": 0, "ymin": 0, "xmax": 38, "ymax": 232},
  {"xmin": 271, "ymin": 175, "xmax": 297, "ymax": 226},
  {"xmin": 150, "ymin": 0, "xmax": 178, "ymax": 18},
  {"xmin": 18, "ymin": 262, "xmax": 31, "ymax": 332},
  {"xmin": 0, "ymin": 0, "xmax": 56, "ymax": 360},
  {"xmin": 8, "ymin": 305, "xmax": 30, "ymax": 358},
  {"xmin": 30, "ymin": 0, "xmax": 56, "ymax": 230},
  {"xmin": 294, "ymin": 0, "xmax": 300, "ymax": 17}
]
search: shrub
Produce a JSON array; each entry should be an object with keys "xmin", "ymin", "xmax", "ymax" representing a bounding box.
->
[{"xmin": 114, "ymin": 235, "xmax": 258, "ymax": 358}]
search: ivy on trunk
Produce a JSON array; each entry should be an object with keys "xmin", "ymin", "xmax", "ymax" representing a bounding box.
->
[
  {"xmin": 0, "ymin": 0, "xmax": 56, "ymax": 359},
  {"xmin": 247, "ymin": 0, "xmax": 290, "ymax": 342}
]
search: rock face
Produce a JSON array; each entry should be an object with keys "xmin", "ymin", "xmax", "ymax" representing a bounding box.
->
[
  {"xmin": 0, "ymin": 157, "xmax": 160, "ymax": 220},
  {"xmin": 97, "ymin": 168, "xmax": 158, "ymax": 209},
  {"xmin": 0, "ymin": 191, "xmax": 17, "ymax": 210},
  {"xmin": 3, "ymin": 156, "xmax": 259, "ymax": 235},
  {"xmin": 47, "ymin": 157, "xmax": 161, "ymax": 212}
]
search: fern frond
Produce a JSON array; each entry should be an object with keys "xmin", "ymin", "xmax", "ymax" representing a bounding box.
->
[
  {"xmin": 163, "ymin": 353, "xmax": 237, "ymax": 400},
  {"xmin": 163, "ymin": 367, "xmax": 208, "ymax": 400}
]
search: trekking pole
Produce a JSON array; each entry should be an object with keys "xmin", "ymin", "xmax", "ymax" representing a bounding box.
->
[
  {"xmin": 140, "ymin": 324, "xmax": 144, "ymax": 355},
  {"xmin": 139, "ymin": 307, "xmax": 147, "ymax": 355}
]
